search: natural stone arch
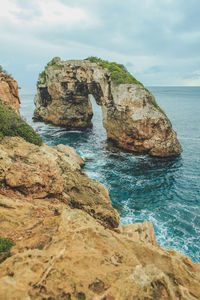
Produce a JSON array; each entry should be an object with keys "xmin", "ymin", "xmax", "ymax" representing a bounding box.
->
[{"xmin": 34, "ymin": 57, "xmax": 182, "ymax": 157}]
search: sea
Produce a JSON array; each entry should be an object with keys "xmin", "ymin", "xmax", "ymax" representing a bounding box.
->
[{"xmin": 20, "ymin": 86, "xmax": 200, "ymax": 263}]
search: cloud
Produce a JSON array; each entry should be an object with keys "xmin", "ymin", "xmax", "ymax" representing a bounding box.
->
[
  {"xmin": 0, "ymin": 0, "xmax": 94, "ymax": 27},
  {"xmin": 0, "ymin": 0, "xmax": 200, "ymax": 87}
]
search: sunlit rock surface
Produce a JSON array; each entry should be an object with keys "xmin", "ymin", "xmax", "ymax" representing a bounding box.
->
[
  {"xmin": 0, "ymin": 75, "xmax": 199, "ymax": 300},
  {"xmin": 0, "ymin": 136, "xmax": 199, "ymax": 300},
  {"xmin": 0, "ymin": 74, "xmax": 21, "ymax": 115}
]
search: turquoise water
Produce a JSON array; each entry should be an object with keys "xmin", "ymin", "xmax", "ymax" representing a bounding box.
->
[{"xmin": 20, "ymin": 87, "xmax": 200, "ymax": 263}]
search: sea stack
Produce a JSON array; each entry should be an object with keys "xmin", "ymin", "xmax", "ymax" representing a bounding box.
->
[{"xmin": 34, "ymin": 57, "xmax": 182, "ymax": 157}]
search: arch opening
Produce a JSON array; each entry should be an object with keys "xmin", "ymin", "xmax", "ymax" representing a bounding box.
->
[{"xmin": 89, "ymin": 94, "xmax": 106, "ymax": 135}]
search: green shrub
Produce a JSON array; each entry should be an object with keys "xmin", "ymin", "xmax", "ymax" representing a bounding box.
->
[
  {"xmin": 37, "ymin": 58, "xmax": 63, "ymax": 87},
  {"xmin": 0, "ymin": 100, "xmax": 43, "ymax": 146},
  {"xmin": 86, "ymin": 57, "xmax": 143, "ymax": 86},
  {"xmin": 0, "ymin": 236, "xmax": 14, "ymax": 263},
  {"xmin": 52, "ymin": 64, "xmax": 64, "ymax": 69},
  {"xmin": 46, "ymin": 57, "xmax": 60, "ymax": 67},
  {"xmin": 0, "ymin": 65, "xmax": 13, "ymax": 79}
]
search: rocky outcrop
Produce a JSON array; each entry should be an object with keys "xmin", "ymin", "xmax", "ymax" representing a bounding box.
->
[
  {"xmin": 0, "ymin": 189, "xmax": 200, "ymax": 299},
  {"xmin": 0, "ymin": 74, "xmax": 21, "ymax": 115},
  {"xmin": 34, "ymin": 57, "xmax": 182, "ymax": 157},
  {"xmin": 0, "ymin": 137, "xmax": 199, "ymax": 299},
  {"xmin": 0, "ymin": 74, "xmax": 199, "ymax": 299},
  {"xmin": 0, "ymin": 136, "xmax": 119, "ymax": 229},
  {"xmin": 0, "ymin": 137, "xmax": 200, "ymax": 300}
]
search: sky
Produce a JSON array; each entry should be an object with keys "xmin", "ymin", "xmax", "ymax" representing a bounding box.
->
[{"xmin": 0, "ymin": 0, "xmax": 200, "ymax": 88}]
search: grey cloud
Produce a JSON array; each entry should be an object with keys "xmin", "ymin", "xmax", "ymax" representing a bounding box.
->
[{"xmin": 0, "ymin": 0, "xmax": 200, "ymax": 87}]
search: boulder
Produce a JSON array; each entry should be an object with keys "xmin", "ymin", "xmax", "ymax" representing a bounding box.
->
[{"xmin": 0, "ymin": 136, "xmax": 119, "ymax": 229}]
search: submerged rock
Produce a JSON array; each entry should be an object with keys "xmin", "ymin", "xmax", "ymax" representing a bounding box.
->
[{"xmin": 34, "ymin": 57, "xmax": 182, "ymax": 157}]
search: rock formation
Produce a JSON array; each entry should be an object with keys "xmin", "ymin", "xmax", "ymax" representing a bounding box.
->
[
  {"xmin": 1, "ymin": 76, "xmax": 199, "ymax": 299},
  {"xmin": 34, "ymin": 57, "xmax": 182, "ymax": 157},
  {"xmin": 0, "ymin": 136, "xmax": 200, "ymax": 300},
  {"xmin": 0, "ymin": 73, "xmax": 21, "ymax": 115}
]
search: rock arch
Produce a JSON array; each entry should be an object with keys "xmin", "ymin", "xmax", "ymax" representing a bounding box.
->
[{"xmin": 34, "ymin": 57, "xmax": 182, "ymax": 157}]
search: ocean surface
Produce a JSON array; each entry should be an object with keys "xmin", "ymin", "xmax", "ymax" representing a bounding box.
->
[{"xmin": 20, "ymin": 87, "xmax": 200, "ymax": 263}]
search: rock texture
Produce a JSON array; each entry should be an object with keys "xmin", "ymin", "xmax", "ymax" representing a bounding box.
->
[
  {"xmin": 0, "ymin": 74, "xmax": 21, "ymax": 115},
  {"xmin": 0, "ymin": 136, "xmax": 199, "ymax": 299},
  {"xmin": 34, "ymin": 57, "xmax": 182, "ymax": 157},
  {"xmin": 0, "ymin": 189, "xmax": 200, "ymax": 299},
  {"xmin": 0, "ymin": 137, "xmax": 119, "ymax": 229},
  {"xmin": 1, "ymin": 84, "xmax": 199, "ymax": 299}
]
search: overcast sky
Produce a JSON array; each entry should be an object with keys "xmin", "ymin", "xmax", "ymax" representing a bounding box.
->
[{"xmin": 0, "ymin": 0, "xmax": 200, "ymax": 88}]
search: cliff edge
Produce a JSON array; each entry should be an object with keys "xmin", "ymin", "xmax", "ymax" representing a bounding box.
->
[
  {"xmin": 0, "ymin": 72, "xmax": 21, "ymax": 116},
  {"xmin": 0, "ymin": 77, "xmax": 199, "ymax": 299}
]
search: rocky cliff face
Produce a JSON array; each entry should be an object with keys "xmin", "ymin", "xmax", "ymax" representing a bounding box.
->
[
  {"xmin": 0, "ymin": 74, "xmax": 21, "ymax": 115},
  {"xmin": 0, "ymin": 136, "xmax": 200, "ymax": 300},
  {"xmin": 34, "ymin": 57, "xmax": 182, "ymax": 157},
  {"xmin": 1, "ymin": 81, "xmax": 199, "ymax": 299}
]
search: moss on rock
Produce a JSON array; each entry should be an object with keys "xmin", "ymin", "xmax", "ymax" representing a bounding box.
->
[{"xmin": 0, "ymin": 236, "xmax": 14, "ymax": 263}]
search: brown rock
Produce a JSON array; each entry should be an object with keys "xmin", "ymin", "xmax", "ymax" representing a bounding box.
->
[
  {"xmin": 0, "ymin": 136, "xmax": 119, "ymax": 228},
  {"xmin": 0, "ymin": 196, "xmax": 199, "ymax": 300},
  {"xmin": 0, "ymin": 74, "xmax": 21, "ymax": 115},
  {"xmin": 34, "ymin": 58, "xmax": 182, "ymax": 157},
  {"xmin": 123, "ymin": 221, "xmax": 159, "ymax": 246},
  {"xmin": 5, "ymin": 161, "xmax": 63, "ymax": 198},
  {"xmin": 0, "ymin": 78, "xmax": 198, "ymax": 299}
]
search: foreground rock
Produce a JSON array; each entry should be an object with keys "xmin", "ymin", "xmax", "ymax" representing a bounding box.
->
[
  {"xmin": 0, "ymin": 194, "xmax": 200, "ymax": 299},
  {"xmin": 0, "ymin": 73, "xmax": 21, "ymax": 115},
  {"xmin": 0, "ymin": 137, "xmax": 119, "ymax": 229},
  {"xmin": 0, "ymin": 136, "xmax": 199, "ymax": 299},
  {"xmin": 34, "ymin": 57, "xmax": 182, "ymax": 157}
]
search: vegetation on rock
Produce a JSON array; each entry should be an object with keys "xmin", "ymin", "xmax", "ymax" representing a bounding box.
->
[
  {"xmin": 86, "ymin": 56, "xmax": 143, "ymax": 85},
  {"xmin": 0, "ymin": 236, "xmax": 14, "ymax": 263},
  {"xmin": 0, "ymin": 100, "xmax": 42, "ymax": 146},
  {"xmin": 37, "ymin": 57, "xmax": 64, "ymax": 86},
  {"xmin": 0, "ymin": 65, "xmax": 13, "ymax": 79}
]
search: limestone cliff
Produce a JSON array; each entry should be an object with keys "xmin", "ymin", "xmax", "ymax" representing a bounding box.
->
[
  {"xmin": 0, "ymin": 73, "xmax": 21, "ymax": 115},
  {"xmin": 0, "ymin": 137, "xmax": 199, "ymax": 299},
  {"xmin": 34, "ymin": 57, "xmax": 182, "ymax": 157},
  {"xmin": 0, "ymin": 82, "xmax": 199, "ymax": 299}
]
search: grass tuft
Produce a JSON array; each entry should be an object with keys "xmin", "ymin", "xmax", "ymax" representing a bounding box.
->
[{"xmin": 0, "ymin": 236, "xmax": 14, "ymax": 263}]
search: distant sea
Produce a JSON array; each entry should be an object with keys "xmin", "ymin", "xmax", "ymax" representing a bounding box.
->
[{"xmin": 20, "ymin": 86, "xmax": 200, "ymax": 263}]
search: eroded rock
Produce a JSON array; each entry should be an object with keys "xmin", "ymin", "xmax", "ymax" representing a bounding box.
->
[
  {"xmin": 0, "ymin": 196, "xmax": 199, "ymax": 300},
  {"xmin": 0, "ymin": 136, "xmax": 119, "ymax": 228},
  {"xmin": 0, "ymin": 74, "xmax": 21, "ymax": 115},
  {"xmin": 34, "ymin": 57, "xmax": 182, "ymax": 157}
]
